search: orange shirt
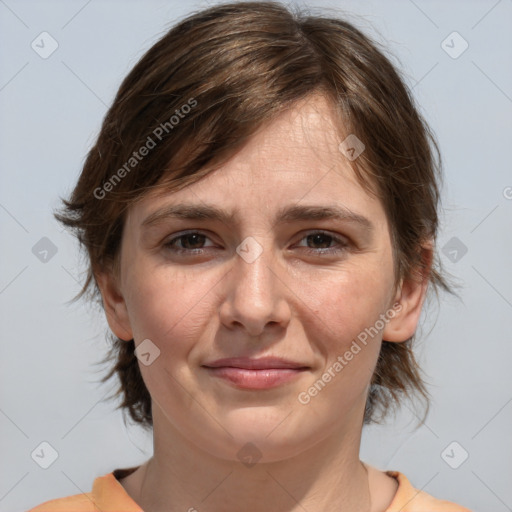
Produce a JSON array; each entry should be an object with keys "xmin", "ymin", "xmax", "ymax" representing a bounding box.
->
[{"xmin": 28, "ymin": 467, "xmax": 472, "ymax": 511}]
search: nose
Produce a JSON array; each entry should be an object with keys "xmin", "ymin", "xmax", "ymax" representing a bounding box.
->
[{"xmin": 218, "ymin": 238, "xmax": 291, "ymax": 337}]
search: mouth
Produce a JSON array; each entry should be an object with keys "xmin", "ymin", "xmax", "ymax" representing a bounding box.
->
[{"xmin": 201, "ymin": 357, "xmax": 310, "ymax": 390}]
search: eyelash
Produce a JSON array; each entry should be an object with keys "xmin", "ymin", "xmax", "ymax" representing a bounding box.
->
[{"xmin": 163, "ymin": 230, "xmax": 349, "ymax": 256}]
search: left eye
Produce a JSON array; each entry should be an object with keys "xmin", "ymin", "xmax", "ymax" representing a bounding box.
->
[{"xmin": 295, "ymin": 231, "xmax": 348, "ymax": 253}]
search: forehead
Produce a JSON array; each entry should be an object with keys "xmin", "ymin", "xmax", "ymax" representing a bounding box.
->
[{"xmin": 128, "ymin": 94, "xmax": 385, "ymax": 229}]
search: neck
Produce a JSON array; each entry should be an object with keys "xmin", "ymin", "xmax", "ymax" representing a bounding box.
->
[{"xmin": 129, "ymin": 407, "xmax": 372, "ymax": 512}]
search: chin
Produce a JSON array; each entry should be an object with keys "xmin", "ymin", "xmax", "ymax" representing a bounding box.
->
[{"xmin": 204, "ymin": 409, "xmax": 321, "ymax": 464}]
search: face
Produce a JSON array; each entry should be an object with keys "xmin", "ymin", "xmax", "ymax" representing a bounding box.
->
[{"xmin": 101, "ymin": 93, "xmax": 423, "ymax": 463}]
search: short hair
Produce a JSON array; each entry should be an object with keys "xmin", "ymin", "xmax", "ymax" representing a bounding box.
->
[{"xmin": 55, "ymin": 1, "xmax": 452, "ymax": 428}]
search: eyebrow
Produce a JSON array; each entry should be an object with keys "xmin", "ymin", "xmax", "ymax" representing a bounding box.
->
[{"xmin": 141, "ymin": 203, "xmax": 374, "ymax": 233}]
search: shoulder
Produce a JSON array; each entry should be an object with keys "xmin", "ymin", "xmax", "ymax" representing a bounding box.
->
[
  {"xmin": 27, "ymin": 471, "xmax": 142, "ymax": 512},
  {"xmin": 385, "ymin": 471, "xmax": 473, "ymax": 512},
  {"xmin": 26, "ymin": 491, "xmax": 97, "ymax": 512}
]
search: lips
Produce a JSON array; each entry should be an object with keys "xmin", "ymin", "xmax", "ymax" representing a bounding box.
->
[
  {"xmin": 202, "ymin": 357, "xmax": 310, "ymax": 390},
  {"xmin": 202, "ymin": 357, "xmax": 309, "ymax": 370}
]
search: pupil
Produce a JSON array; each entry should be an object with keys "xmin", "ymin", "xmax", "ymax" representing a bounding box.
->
[
  {"xmin": 182, "ymin": 234, "xmax": 204, "ymax": 249},
  {"xmin": 308, "ymin": 233, "xmax": 331, "ymax": 249}
]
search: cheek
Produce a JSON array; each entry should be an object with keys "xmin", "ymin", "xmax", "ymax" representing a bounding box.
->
[
  {"xmin": 296, "ymin": 255, "xmax": 395, "ymax": 390},
  {"xmin": 307, "ymin": 262, "xmax": 393, "ymax": 335},
  {"xmin": 294, "ymin": 267, "xmax": 393, "ymax": 417},
  {"xmin": 122, "ymin": 264, "xmax": 222, "ymax": 413},
  {"xmin": 123, "ymin": 261, "xmax": 221, "ymax": 357}
]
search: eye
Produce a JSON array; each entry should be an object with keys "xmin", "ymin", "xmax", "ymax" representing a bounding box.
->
[
  {"xmin": 163, "ymin": 230, "xmax": 349, "ymax": 257},
  {"xmin": 164, "ymin": 231, "xmax": 216, "ymax": 253},
  {"xmin": 295, "ymin": 231, "xmax": 349, "ymax": 255}
]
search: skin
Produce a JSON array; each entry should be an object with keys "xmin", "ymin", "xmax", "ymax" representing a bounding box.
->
[{"xmin": 97, "ymin": 93, "xmax": 431, "ymax": 512}]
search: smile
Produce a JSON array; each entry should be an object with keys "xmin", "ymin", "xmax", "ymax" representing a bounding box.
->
[
  {"xmin": 203, "ymin": 367, "xmax": 308, "ymax": 390},
  {"xmin": 201, "ymin": 356, "xmax": 311, "ymax": 390}
]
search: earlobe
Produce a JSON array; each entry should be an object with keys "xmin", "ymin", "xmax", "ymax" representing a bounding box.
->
[
  {"xmin": 382, "ymin": 244, "xmax": 433, "ymax": 343},
  {"xmin": 95, "ymin": 270, "xmax": 133, "ymax": 341}
]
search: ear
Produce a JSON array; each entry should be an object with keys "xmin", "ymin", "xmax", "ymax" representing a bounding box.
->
[
  {"xmin": 95, "ymin": 269, "xmax": 133, "ymax": 341},
  {"xmin": 382, "ymin": 242, "xmax": 433, "ymax": 343}
]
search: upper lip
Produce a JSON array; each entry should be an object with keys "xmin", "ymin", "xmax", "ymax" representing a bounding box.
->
[{"xmin": 202, "ymin": 357, "xmax": 309, "ymax": 370}]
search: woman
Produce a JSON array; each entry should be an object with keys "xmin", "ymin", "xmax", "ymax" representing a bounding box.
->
[{"xmin": 28, "ymin": 2, "xmax": 471, "ymax": 511}]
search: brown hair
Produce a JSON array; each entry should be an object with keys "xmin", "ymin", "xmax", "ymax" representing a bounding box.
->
[{"xmin": 56, "ymin": 1, "xmax": 452, "ymax": 429}]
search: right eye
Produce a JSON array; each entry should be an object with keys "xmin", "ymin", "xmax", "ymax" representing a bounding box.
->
[{"xmin": 163, "ymin": 231, "xmax": 217, "ymax": 254}]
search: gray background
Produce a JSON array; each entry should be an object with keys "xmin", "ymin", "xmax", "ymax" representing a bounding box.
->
[{"xmin": 1, "ymin": 1, "xmax": 511, "ymax": 511}]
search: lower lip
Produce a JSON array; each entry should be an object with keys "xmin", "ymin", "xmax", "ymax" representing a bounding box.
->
[{"xmin": 204, "ymin": 367, "xmax": 307, "ymax": 389}]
